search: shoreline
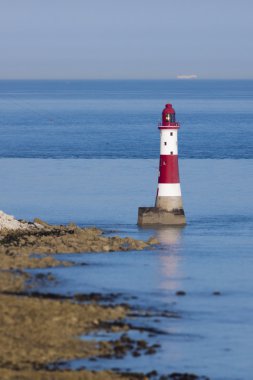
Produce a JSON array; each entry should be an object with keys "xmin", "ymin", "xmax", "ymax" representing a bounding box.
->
[
  {"xmin": 0, "ymin": 216, "xmax": 209, "ymax": 380},
  {"xmin": 0, "ymin": 217, "xmax": 158, "ymax": 270}
]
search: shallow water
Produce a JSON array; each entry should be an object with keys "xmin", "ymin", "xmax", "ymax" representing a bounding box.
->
[
  {"xmin": 31, "ymin": 222, "xmax": 253, "ymax": 380},
  {"xmin": 4, "ymin": 158, "xmax": 252, "ymax": 380},
  {"xmin": 0, "ymin": 158, "xmax": 252, "ymax": 224}
]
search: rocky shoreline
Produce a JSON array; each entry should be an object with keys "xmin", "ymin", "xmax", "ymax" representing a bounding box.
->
[
  {"xmin": 0, "ymin": 213, "xmax": 209, "ymax": 380},
  {"xmin": 0, "ymin": 217, "xmax": 158, "ymax": 270}
]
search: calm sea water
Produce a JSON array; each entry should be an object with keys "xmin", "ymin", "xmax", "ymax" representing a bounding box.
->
[
  {"xmin": 1, "ymin": 81, "xmax": 252, "ymax": 379},
  {"xmin": 0, "ymin": 80, "xmax": 252, "ymax": 159},
  {"xmin": 2, "ymin": 158, "xmax": 252, "ymax": 380}
]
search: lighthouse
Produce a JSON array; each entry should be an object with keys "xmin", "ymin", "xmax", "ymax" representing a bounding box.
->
[{"xmin": 138, "ymin": 103, "xmax": 186, "ymax": 226}]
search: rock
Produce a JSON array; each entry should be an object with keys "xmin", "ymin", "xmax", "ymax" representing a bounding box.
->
[
  {"xmin": 0, "ymin": 210, "xmax": 30, "ymax": 231},
  {"xmin": 147, "ymin": 237, "xmax": 159, "ymax": 245},
  {"xmin": 145, "ymin": 347, "xmax": 156, "ymax": 355},
  {"xmin": 132, "ymin": 350, "xmax": 141, "ymax": 357},
  {"xmin": 67, "ymin": 222, "xmax": 78, "ymax": 229},
  {"xmin": 175, "ymin": 290, "xmax": 186, "ymax": 296},
  {"xmin": 147, "ymin": 370, "xmax": 158, "ymax": 377},
  {"xmin": 137, "ymin": 340, "xmax": 148, "ymax": 349},
  {"xmin": 33, "ymin": 218, "xmax": 50, "ymax": 227},
  {"xmin": 168, "ymin": 372, "xmax": 206, "ymax": 380}
]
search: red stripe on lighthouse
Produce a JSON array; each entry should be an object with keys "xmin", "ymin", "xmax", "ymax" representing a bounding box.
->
[{"xmin": 159, "ymin": 155, "xmax": 180, "ymax": 183}]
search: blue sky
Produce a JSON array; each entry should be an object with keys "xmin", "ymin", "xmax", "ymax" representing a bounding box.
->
[{"xmin": 0, "ymin": 0, "xmax": 252, "ymax": 79}]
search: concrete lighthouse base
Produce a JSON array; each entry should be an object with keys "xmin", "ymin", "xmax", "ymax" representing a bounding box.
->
[
  {"xmin": 155, "ymin": 195, "xmax": 183, "ymax": 211},
  {"xmin": 138, "ymin": 207, "xmax": 186, "ymax": 226}
]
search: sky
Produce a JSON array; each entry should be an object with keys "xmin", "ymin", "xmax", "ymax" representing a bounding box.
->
[{"xmin": 0, "ymin": 0, "xmax": 252, "ymax": 79}]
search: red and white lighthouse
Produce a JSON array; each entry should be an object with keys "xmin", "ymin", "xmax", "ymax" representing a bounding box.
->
[
  {"xmin": 155, "ymin": 103, "xmax": 184, "ymax": 212},
  {"xmin": 138, "ymin": 103, "xmax": 186, "ymax": 226}
]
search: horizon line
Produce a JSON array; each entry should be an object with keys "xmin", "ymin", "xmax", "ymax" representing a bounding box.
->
[{"xmin": 0, "ymin": 78, "xmax": 253, "ymax": 81}]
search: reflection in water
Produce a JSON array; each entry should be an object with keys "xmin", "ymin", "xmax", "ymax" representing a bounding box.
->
[
  {"xmin": 156, "ymin": 227, "xmax": 183, "ymax": 246},
  {"xmin": 156, "ymin": 227, "xmax": 184, "ymax": 291}
]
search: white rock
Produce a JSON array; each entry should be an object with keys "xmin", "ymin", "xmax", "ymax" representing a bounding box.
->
[{"xmin": 0, "ymin": 210, "xmax": 30, "ymax": 231}]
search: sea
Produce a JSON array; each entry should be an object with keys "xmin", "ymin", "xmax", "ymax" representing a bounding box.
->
[{"xmin": 0, "ymin": 80, "xmax": 252, "ymax": 380}]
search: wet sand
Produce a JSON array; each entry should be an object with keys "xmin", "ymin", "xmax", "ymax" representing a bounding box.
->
[{"xmin": 0, "ymin": 369, "xmax": 141, "ymax": 380}]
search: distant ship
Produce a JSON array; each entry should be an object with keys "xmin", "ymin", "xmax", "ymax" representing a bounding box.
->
[{"xmin": 176, "ymin": 74, "xmax": 198, "ymax": 80}]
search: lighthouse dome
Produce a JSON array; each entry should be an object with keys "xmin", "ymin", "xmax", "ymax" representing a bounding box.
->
[
  {"xmin": 165, "ymin": 103, "xmax": 175, "ymax": 112},
  {"xmin": 162, "ymin": 103, "xmax": 176, "ymax": 125}
]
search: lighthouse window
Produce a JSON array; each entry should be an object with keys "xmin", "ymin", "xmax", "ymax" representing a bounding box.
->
[
  {"xmin": 170, "ymin": 132, "xmax": 173, "ymax": 136},
  {"xmin": 170, "ymin": 151, "xmax": 173, "ymax": 155},
  {"xmin": 164, "ymin": 142, "xmax": 167, "ymax": 146}
]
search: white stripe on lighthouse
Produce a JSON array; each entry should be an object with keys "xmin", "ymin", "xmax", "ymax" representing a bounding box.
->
[
  {"xmin": 160, "ymin": 130, "xmax": 178, "ymax": 155},
  {"xmin": 157, "ymin": 183, "xmax": 182, "ymax": 197}
]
